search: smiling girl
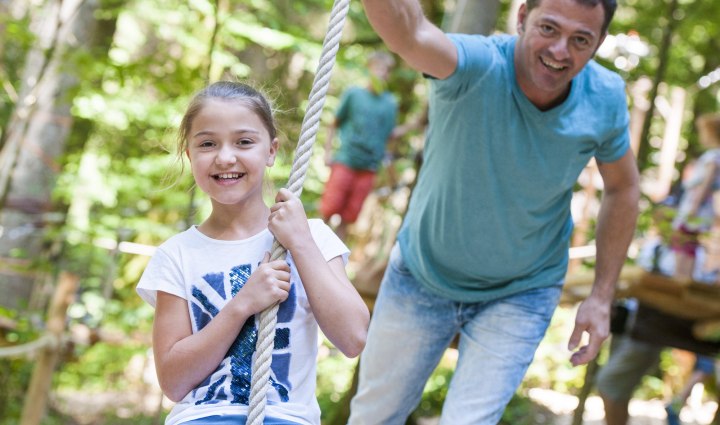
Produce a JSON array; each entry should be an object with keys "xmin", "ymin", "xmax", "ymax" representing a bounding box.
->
[{"xmin": 136, "ymin": 81, "xmax": 369, "ymax": 425}]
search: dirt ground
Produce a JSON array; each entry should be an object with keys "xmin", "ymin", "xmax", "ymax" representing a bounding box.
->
[
  {"xmin": 527, "ymin": 388, "xmax": 716, "ymax": 425},
  {"xmin": 53, "ymin": 387, "xmax": 718, "ymax": 425}
]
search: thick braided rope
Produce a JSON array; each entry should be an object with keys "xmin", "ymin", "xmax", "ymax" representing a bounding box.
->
[{"xmin": 247, "ymin": 0, "xmax": 350, "ymax": 422}]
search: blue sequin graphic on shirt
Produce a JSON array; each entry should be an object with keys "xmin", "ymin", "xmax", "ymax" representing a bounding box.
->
[{"xmin": 189, "ymin": 262, "xmax": 295, "ymax": 406}]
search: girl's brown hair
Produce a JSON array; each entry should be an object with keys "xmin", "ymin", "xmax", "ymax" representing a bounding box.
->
[{"xmin": 177, "ymin": 81, "xmax": 277, "ymax": 159}]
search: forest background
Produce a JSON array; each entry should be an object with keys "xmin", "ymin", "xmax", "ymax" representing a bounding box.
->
[{"xmin": 1, "ymin": 0, "xmax": 720, "ymax": 424}]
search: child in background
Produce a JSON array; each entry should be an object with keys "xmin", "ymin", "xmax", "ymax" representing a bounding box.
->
[
  {"xmin": 665, "ymin": 113, "xmax": 720, "ymax": 425},
  {"xmin": 671, "ymin": 113, "xmax": 720, "ymax": 281},
  {"xmin": 136, "ymin": 81, "xmax": 369, "ymax": 425},
  {"xmin": 320, "ymin": 51, "xmax": 398, "ymax": 240}
]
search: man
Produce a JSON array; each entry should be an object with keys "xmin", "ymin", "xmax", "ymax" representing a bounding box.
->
[
  {"xmin": 320, "ymin": 51, "xmax": 398, "ymax": 240},
  {"xmin": 348, "ymin": 0, "xmax": 640, "ymax": 423}
]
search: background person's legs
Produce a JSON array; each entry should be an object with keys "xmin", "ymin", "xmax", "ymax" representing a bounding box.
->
[
  {"xmin": 319, "ymin": 163, "xmax": 355, "ymax": 239},
  {"xmin": 595, "ymin": 334, "xmax": 663, "ymax": 425},
  {"xmin": 337, "ymin": 169, "xmax": 375, "ymax": 241},
  {"xmin": 666, "ymin": 354, "xmax": 717, "ymax": 425}
]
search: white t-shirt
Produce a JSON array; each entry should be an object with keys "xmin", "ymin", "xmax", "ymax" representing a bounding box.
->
[{"xmin": 136, "ymin": 219, "xmax": 348, "ymax": 425}]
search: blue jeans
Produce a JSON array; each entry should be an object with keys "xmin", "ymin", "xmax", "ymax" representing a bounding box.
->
[
  {"xmin": 182, "ymin": 415, "xmax": 299, "ymax": 424},
  {"xmin": 348, "ymin": 244, "xmax": 562, "ymax": 425}
]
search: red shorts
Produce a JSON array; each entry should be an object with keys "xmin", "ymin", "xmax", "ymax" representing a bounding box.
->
[{"xmin": 319, "ymin": 163, "xmax": 376, "ymax": 223}]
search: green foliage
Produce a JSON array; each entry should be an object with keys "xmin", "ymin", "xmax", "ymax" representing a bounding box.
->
[
  {"xmin": 316, "ymin": 340, "xmax": 357, "ymax": 418},
  {"xmin": 500, "ymin": 393, "xmax": 540, "ymax": 424},
  {"xmin": 0, "ymin": 358, "xmax": 33, "ymax": 422},
  {"xmin": 0, "ymin": 307, "xmax": 40, "ymax": 422},
  {"xmin": 56, "ymin": 342, "xmax": 148, "ymax": 391},
  {"xmin": 411, "ymin": 362, "xmax": 454, "ymax": 419},
  {"xmin": 1, "ymin": 0, "xmax": 720, "ymax": 422}
]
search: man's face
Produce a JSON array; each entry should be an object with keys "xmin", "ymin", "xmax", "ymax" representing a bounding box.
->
[{"xmin": 514, "ymin": 0, "xmax": 606, "ymax": 109}]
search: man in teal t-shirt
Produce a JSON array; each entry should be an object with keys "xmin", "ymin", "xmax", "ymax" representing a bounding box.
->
[
  {"xmin": 320, "ymin": 52, "xmax": 398, "ymax": 240},
  {"xmin": 349, "ymin": 0, "xmax": 641, "ymax": 424}
]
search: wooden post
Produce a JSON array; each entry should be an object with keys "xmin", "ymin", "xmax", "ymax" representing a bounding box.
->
[
  {"xmin": 652, "ymin": 86, "xmax": 686, "ymax": 203},
  {"xmin": 20, "ymin": 271, "xmax": 78, "ymax": 425},
  {"xmin": 571, "ymin": 356, "xmax": 600, "ymax": 425}
]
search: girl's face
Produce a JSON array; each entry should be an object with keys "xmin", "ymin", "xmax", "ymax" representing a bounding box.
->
[{"xmin": 186, "ymin": 98, "xmax": 278, "ymax": 207}]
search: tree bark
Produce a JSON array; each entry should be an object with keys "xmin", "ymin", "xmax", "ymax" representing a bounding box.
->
[
  {"xmin": 0, "ymin": 0, "xmax": 122, "ymax": 310},
  {"xmin": 636, "ymin": 0, "xmax": 680, "ymax": 167},
  {"xmin": 442, "ymin": 0, "xmax": 500, "ymax": 34}
]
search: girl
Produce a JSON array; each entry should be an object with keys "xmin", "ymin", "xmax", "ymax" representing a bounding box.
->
[
  {"xmin": 671, "ymin": 113, "xmax": 720, "ymax": 280},
  {"xmin": 136, "ymin": 81, "xmax": 369, "ymax": 425}
]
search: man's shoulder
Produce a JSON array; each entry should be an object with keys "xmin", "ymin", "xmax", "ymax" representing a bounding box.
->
[
  {"xmin": 448, "ymin": 32, "xmax": 514, "ymax": 52},
  {"xmin": 582, "ymin": 60, "xmax": 626, "ymax": 92}
]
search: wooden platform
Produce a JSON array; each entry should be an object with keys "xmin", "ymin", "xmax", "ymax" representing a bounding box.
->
[{"xmin": 563, "ymin": 265, "xmax": 720, "ymax": 341}]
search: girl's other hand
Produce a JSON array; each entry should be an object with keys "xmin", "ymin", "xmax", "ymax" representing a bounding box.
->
[
  {"xmin": 237, "ymin": 252, "xmax": 290, "ymax": 314},
  {"xmin": 269, "ymin": 188, "xmax": 312, "ymax": 251}
]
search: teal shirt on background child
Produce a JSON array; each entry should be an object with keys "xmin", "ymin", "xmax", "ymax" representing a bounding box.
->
[
  {"xmin": 333, "ymin": 86, "xmax": 398, "ymax": 171},
  {"xmin": 398, "ymin": 34, "xmax": 631, "ymax": 303}
]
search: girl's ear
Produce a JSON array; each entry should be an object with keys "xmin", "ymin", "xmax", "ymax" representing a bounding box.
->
[
  {"xmin": 185, "ymin": 148, "xmax": 191, "ymax": 162},
  {"xmin": 266, "ymin": 137, "xmax": 279, "ymax": 167}
]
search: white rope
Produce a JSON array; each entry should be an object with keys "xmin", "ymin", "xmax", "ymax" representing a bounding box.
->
[
  {"xmin": 247, "ymin": 0, "xmax": 350, "ymax": 422},
  {"xmin": 0, "ymin": 333, "xmax": 58, "ymax": 358}
]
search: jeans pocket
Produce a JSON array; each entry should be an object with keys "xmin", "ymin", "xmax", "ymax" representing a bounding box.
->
[{"xmin": 388, "ymin": 244, "xmax": 413, "ymax": 276}]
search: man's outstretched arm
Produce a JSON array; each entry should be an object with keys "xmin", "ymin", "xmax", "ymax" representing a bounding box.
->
[{"xmin": 361, "ymin": 0, "xmax": 457, "ymax": 79}]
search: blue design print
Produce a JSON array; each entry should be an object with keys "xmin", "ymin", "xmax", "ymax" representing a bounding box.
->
[
  {"xmin": 270, "ymin": 375, "xmax": 290, "ymax": 402},
  {"xmin": 230, "ymin": 264, "xmax": 252, "ymax": 297},
  {"xmin": 274, "ymin": 328, "xmax": 290, "ymax": 350},
  {"xmin": 276, "ymin": 282, "xmax": 297, "ymax": 322},
  {"xmin": 191, "ymin": 287, "xmax": 220, "ymax": 316},
  {"xmin": 196, "ymin": 375, "xmax": 227, "ymax": 404},
  {"xmin": 191, "ymin": 302, "xmax": 212, "ymax": 330},
  {"xmin": 270, "ymin": 353, "xmax": 292, "ymax": 399},
  {"xmin": 190, "ymin": 262, "xmax": 295, "ymax": 407},
  {"xmin": 203, "ymin": 272, "xmax": 226, "ymax": 299}
]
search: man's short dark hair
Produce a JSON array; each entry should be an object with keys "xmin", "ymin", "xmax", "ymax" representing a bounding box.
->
[{"xmin": 525, "ymin": 0, "xmax": 617, "ymax": 34}]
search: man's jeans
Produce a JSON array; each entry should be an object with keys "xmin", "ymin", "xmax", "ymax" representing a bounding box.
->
[{"xmin": 348, "ymin": 244, "xmax": 562, "ymax": 425}]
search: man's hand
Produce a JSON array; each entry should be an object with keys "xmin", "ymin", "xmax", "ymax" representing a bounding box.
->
[{"xmin": 567, "ymin": 294, "xmax": 611, "ymax": 366}]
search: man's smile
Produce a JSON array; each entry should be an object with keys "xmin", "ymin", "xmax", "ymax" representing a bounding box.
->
[{"xmin": 540, "ymin": 56, "xmax": 568, "ymax": 71}]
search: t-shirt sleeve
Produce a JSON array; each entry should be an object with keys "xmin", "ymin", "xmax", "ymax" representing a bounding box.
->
[
  {"xmin": 136, "ymin": 247, "xmax": 186, "ymax": 308},
  {"xmin": 308, "ymin": 219, "xmax": 350, "ymax": 264},
  {"xmin": 430, "ymin": 34, "xmax": 496, "ymax": 100},
  {"xmin": 594, "ymin": 75, "xmax": 631, "ymax": 163}
]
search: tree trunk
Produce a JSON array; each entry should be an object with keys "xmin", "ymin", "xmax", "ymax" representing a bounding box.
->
[
  {"xmin": 442, "ymin": 0, "xmax": 500, "ymax": 34},
  {"xmin": 0, "ymin": 0, "xmax": 121, "ymax": 310},
  {"xmin": 636, "ymin": 0, "xmax": 680, "ymax": 168}
]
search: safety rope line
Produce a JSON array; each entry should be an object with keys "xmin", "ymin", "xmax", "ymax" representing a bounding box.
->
[
  {"xmin": 246, "ymin": 0, "xmax": 350, "ymax": 422},
  {"xmin": 0, "ymin": 333, "xmax": 58, "ymax": 358}
]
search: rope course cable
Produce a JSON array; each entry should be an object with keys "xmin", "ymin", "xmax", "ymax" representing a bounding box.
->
[
  {"xmin": 0, "ymin": 333, "xmax": 58, "ymax": 358},
  {"xmin": 246, "ymin": 0, "xmax": 350, "ymax": 422}
]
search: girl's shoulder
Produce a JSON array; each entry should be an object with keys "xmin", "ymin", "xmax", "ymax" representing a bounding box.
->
[
  {"xmin": 307, "ymin": 218, "xmax": 335, "ymax": 241},
  {"xmin": 307, "ymin": 219, "xmax": 349, "ymax": 262},
  {"xmin": 153, "ymin": 226, "xmax": 197, "ymax": 251}
]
